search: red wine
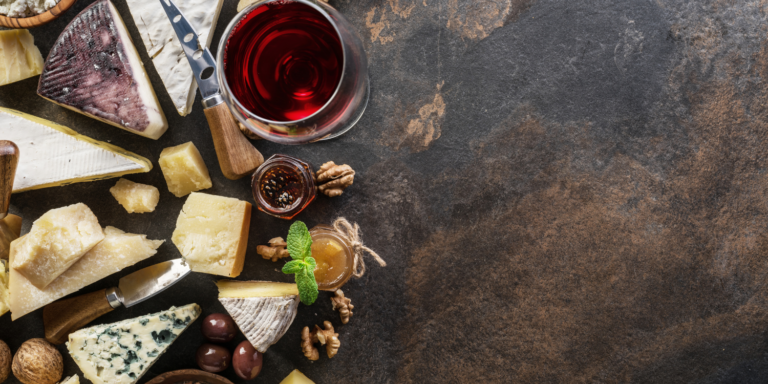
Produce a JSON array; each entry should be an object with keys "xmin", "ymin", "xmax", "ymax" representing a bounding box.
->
[{"xmin": 224, "ymin": 1, "xmax": 343, "ymax": 122}]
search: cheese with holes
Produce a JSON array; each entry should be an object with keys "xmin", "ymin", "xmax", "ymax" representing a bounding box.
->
[
  {"xmin": 0, "ymin": 107, "xmax": 152, "ymax": 193},
  {"xmin": 9, "ymin": 226, "xmax": 163, "ymax": 320},
  {"xmin": 159, "ymin": 142, "xmax": 212, "ymax": 197},
  {"xmin": 67, "ymin": 304, "xmax": 200, "ymax": 384},
  {"xmin": 11, "ymin": 203, "xmax": 104, "ymax": 289},
  {"xmin": 59, "ymin": 375, "xmax": 80, "ymax": 384},
  {"xmin": 217, "ymin": 280, "xmax": 299, "ymax": 352},
  {"xmin": 110, "ymin": 178, "xmax": 160, "ymax": 213},
  {"xmin": 125, "ymin": 0, "xmax": 225, "ymax": 116},
  {"xmin": 0, "ymin": 260, "xmax": 9, "ymax": 318},
  {"xmin": 0, "ymin": 214, "xmax": 21, "ymax": 260},
  {"xmin": 280, "ymin": 369, "xmax": 316, "ymax": 384},
  {"xmin": 0, "ymin": 29, "xmax": 43, "ymax": 85},
  {"xmin": 37, "ymin": 0, "xmax": 168, "ymax": 139},
  {"xmin": 172, "ymin": 193, "xmax": 251, "ymax": 277}
]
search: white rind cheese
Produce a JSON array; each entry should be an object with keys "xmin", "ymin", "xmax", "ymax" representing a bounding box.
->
[
  {"xmin": 0, "ymin": 107, "xmax": 153, "ymax": 193},
  {"xmin": 67, "ymin": 304, "xmax": 201, "ymax": 384},
  {"xmin": 125, "ymin": 0, "xmax": 225, "ymax": 116},
  {"xmin": 9, "ymin": 226, "xmax": 164, "ymax": 320}
]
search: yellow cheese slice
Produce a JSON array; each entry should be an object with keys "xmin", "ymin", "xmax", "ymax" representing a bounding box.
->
[{"xmin": 0, "ymin": 29, "xmax": 44, "ymax": 86}]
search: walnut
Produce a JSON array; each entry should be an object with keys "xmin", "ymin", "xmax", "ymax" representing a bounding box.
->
[
  {"xmin": 256, "ymin": 237, "xmax": 291, "ymax": 262},
  {"xmin": 12, "ymin": 339, "xmax": 63, "ymax": 384},
  {"xmin": 301, "ymin": 326, "xmax": 319, "ymax": 361},
  {"xmin": 316, "ymin": 161, "xmax": 355, "ymax": 197},
  {"xmin": 237, "ymin": 121, "xmax": 262, "ymax": 140},
  {"xmin": 0, "ymin": 340, "xmax": 10, "ymax": 384},
  {"xmin": 331, "ymin": 289, "xmax": 354, "ymax": 324}
]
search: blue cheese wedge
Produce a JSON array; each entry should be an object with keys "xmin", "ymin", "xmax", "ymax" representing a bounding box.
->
[{"xmin": 67, "ymin": 304, "xmax": 201, "ymax": 384}]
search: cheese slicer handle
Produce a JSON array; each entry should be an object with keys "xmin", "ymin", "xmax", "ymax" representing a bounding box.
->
[
  {"xmin": 43, "ymin": 289, "xmax": 116, "ymax": 345},
  {"xmin": 0, "ymin": 141, "xmax": 19, "ymax": 220},
  {"xmin": 204, "ymin": 103, "xmax": 264, "ymax": 180}
]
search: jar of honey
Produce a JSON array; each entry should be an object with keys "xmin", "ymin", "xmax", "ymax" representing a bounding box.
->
[
  {"xmin": 251, "ymin": 154, "xmax": 316, "ymax": 219},
  {"xmin": 309, "ymin": 225, "xmax": 354, "ymax": 291}
]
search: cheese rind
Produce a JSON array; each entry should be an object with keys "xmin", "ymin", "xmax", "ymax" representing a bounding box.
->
[
  {"xmin": 280, "ymin": 369, "xmax": 316, "ymax": 384},
  {"xmin": 0, "ymin": 107, "xmax": 152, "ymax": 193},
  {"xmin": 110, "ymin": 178, "xmax": 160, "ymax": 213},
  {"xmin": 9, "ymin": 226, "xmax": 163, "ymax": 320},
  {"xmin": 218, "ymin": 281, "xmax": 299, "ymax": 353},
  {"xmin": 11, "ymin": 203, "xmax": 104, "ymax": 289},
  {"xmin": 125, "ymin": 0, "xmax": 225, "ymax": 115},
  {"xmin": 159, "ymin": 142, "xmax": 212, "ymax": 197},
  {"xmin": 0, "ymin": 260, "xmax": 9, "ymax": 318},
  {"xmin": 0, "ymin": 29, "xmax": 44, "ymax": 86},
  {"xmin": 67, "ymin": 304, "xmax": 201, "ymax": 384},
  {"xmin": 172, "ymin": 193, "xmax": 251, "ymax": 277}
]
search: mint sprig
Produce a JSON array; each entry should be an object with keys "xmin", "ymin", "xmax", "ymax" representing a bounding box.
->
[{"xmin": 282, "ymin": 221, "xmax": 318, "ymax": 305}]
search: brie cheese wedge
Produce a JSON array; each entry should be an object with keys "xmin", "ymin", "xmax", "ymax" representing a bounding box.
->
[
  {"xmin": 217, "ymin": 280, "xmax": 300, "ymax": 353},
  {"xmin": 125, "ymin": 0, "xmax": 225, "ymax": 116}
]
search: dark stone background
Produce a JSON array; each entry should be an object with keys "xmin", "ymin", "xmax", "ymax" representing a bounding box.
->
[{"xmin": 2, "ymin": 0, "xmax": 768, "ymax": 382}]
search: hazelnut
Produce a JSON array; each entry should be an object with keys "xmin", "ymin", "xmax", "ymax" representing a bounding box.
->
[
  {"xmin": 0, "ymin": 340, "xmax": 10, "ymax": 383},
  {"xmin": 12, "ymin": 339, "xmax": 63, "ymax": 384}
]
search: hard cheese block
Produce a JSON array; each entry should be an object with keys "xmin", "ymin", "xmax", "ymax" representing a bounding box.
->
[
  {"xmin": 0, "ymin": 29, "xmax": 44, "ymax": 86},
  {"xmin": 159, "ymin": 142, "xmax": 212, "ymax": 197},
  {"xmin": 280, "ymin": 370, "xmax": 316, "ymax": 384},
  {"xmin": 67, "ymin": 304, "xmax": 201, "ymax": 384},
  {"xmin": 125, "ymin": 0, "xmax": 225, "ymax": 116},
  {"xmin": 0, "ymin": 107, "xmax": 152, "ymax": 193},
  {"xmin": 11, "ymin": 203, "xmax": 104, "ymax": 289},
  {"xmin": 37, "ymin": 0, "xmax": 168, "ymax": 139},
  {"xmin": 217, "ymin": 280, "xmax": 299, "ymax": 352},
  {"xmin": 172, "ymin": 193, "xmax": 251, "ymax": 277},
  {"xmin": 0, "ymin": 214, "xmax": 22, "ymax": 260},
  {"xmin": 0, "ymin": 260, "xmax": 9, "ymax": 318},
  {"xmin": 9, "ymin": 226, "xmax": 163, "ymax": 320},
  {"xmin": 110, "ymin": 178, "xmax": 160, "ymax": 213}
]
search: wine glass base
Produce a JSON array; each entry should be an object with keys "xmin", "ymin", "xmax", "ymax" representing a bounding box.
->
[{"xmin": 317, "ymin": 76, "xmax": 370, "ymax": 141}]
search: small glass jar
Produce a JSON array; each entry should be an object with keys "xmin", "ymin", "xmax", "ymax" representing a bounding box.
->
[
  {"xmin": 251, "ymin": 154, "xmax": 316, "ymax": 219},
  {"xmin": 309, "ymin": 225, "xmax": 354, "ymax": 291}
]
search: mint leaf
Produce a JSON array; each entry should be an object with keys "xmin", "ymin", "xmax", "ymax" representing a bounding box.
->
[
  {"xmin": 282, "ymin": 260, "xmax": 305, "ymax": 274},
  {"xmin": 304, "ymin": 256, "xmax": 317, "ymax": 273},
  {"xmin": 287, "ymin": 221, "xmax": 312, "ymax": 260},
  {"xmin": 296, "ymin": 267, "xmax": 318, "ymax": 305}
]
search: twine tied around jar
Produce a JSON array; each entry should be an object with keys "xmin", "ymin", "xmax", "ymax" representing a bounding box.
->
[{"xmin": 331, "ymin": 217, "xmax": 386, "ymax": 278}]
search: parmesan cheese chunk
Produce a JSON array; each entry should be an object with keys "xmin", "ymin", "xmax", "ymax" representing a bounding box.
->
[
  {"xmin": 0, "ymin": 29, "xmax": 43, "ymax": 85},
  {"xmin": 159, "ymin": 142, "xmax": 212, "ymax": 197},
  {"xmin": 9, "ymin": 226, "xmax": 163, "ymax": 320},
  {"xmin": 11, "ymin": 203, "xmax": 104, "ymax": 289},
  {"xmin": 0, "ymin": 260, "xmax": 9, "ymax": 318},
  {"xmin": 109, "ymin": 178, "xmax": 160, "ymax": 213},
  {"xmin": 172, "ymin": 193, "xmax": 251, "ymax": 277}
]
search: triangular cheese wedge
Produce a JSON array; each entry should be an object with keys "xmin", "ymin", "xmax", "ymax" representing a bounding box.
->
[
  {"xmin": 125, "ymin": 0, "xmax": 225, "ymax": 116},
  {"xmin": 37, "ymin": 0, "xmax": 168, "ymax": 139},
  {"xmin": 0, "ymin": 107, "xmax": 152, "ymax": 193},
  {"xmin": 217, "ymin": 280, "xmax": 300, "ymax": 353},
  {"xmin": 67, "ymin": 304, "xmax": 201, "ymax": 384},
  {"xmin": 9, "ymin": 226, "xmax": 164, "ymax": 320}
]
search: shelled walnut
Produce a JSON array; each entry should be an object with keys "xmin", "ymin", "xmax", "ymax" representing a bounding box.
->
[
  {"xmin": 256, "ymin": 237, "xmax": 291, "ymax": 262},
  {"xmin": 301, "ymin": 321, "xmax": 340, "ymax": 360},
  {"xmin": 331, "ymin": 289, "xmax": 354, "ymax": 324},
  {"xmin": 316, "ymin": 162, "xmax": 355, "ymax": 197}
]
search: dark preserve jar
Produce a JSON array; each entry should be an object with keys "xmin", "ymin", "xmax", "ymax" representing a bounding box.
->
[{"xmin": 251, "ymin": 154, "xmax": 316, "ymax": 219}]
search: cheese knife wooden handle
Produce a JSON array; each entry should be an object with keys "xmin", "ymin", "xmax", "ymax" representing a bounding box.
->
[
  {"xmin": 0, "ymin": 140, "xmax": 19, "ymax": 219},
  {"xmin": 43, "ymin": 289, "xmax": 115, "ymax": 345},
  {"xmin": 204, "ymin": 103, "xmax": 264, "ymax": 180}
]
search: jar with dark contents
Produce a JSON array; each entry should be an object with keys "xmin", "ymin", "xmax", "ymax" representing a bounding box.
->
[{"xmin": 251, "ymin": 154, "xmax": 316, "ymax": 219}]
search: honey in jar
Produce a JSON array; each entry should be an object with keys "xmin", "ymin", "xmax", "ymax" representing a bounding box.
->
[{"xmin": 309, "ymin": 225, "xmax": 354, "ymax": 291}]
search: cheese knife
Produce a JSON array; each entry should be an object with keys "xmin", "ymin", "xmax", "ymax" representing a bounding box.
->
[
  {"xmin": 43, "ymin": 259, "xmax": 192, "ymax": 344},
  {"xmin": 159, "ymin": 0, "xmax": 263, "ymax": 180}
]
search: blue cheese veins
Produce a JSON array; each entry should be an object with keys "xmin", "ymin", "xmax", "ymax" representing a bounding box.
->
[{"xmin": 66, "ymin": 304, "xmax": 201, "ymax": 384}]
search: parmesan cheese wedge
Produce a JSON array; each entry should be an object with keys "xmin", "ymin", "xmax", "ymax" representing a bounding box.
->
[
  {"xmin": 9, "ymin": 226, "xmax": 163, "ymax": 320},
  {"xmin": 217, "ymin": 280, "xmax": 299, "ymax": 353},
  {"xmin": 0, "ymin": 29, "xmax": 44, "ymax": 86}
]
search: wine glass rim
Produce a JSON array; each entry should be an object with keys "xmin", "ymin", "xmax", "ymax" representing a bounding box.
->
[{"xmin": 217, "ymin": 0, "xmax": 347, "ymax": 131}]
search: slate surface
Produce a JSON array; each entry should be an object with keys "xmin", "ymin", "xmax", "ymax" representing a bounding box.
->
[{"xmin": 2, "ymin": 0, "xmax": 768, "ymax": 383}]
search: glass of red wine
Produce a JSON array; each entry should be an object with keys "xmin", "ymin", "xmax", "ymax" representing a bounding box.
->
[{"xmin": 218, "ymin": 0, "xmax": 369, "ymax": 144}]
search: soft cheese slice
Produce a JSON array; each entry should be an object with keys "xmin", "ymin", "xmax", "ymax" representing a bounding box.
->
[
  {"xmin": 0, "ymin": 260, "xmax": 9, "ymax": 318},
  {"xmin": 0, "ymin": 29, "xmax": 44, "ymax": 86},
  {"xmin": 125, "ymin": 0, "xmax": 225, "ymax": 115},
  {"xmin": 37, "ymin": 0, "xmax": 168, "ymax": 139},
  {"xmin": 0, "ymin": 107, "xmax": 152, "ymax": 193},
  {"xmin": 217, "ymin": 280, "xmax": 299, "ymax": 353},
  {"xmin": 9, "ymin": 226, "xmax": 164, "ymax": 320},
  {"xmin": 67, "ymin": 304, "xmax": 201, "ymax": 384},
  {"xmin": 12, "ymin": 203, "xmax": 104, "ymax": 289},
  {"xmin": 172, "ymin": 193, "xmax": 251, "ymax": 277}
]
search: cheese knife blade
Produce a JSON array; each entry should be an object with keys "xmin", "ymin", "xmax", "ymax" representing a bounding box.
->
[{"xmin": 115, "ymin": 258, "xmax": 192, "ymax": 308}]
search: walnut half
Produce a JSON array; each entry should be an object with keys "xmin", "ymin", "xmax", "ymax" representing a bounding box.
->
[{"xmin": 316, "ymin": 161, "xmax": 355, "ymax": 197}]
